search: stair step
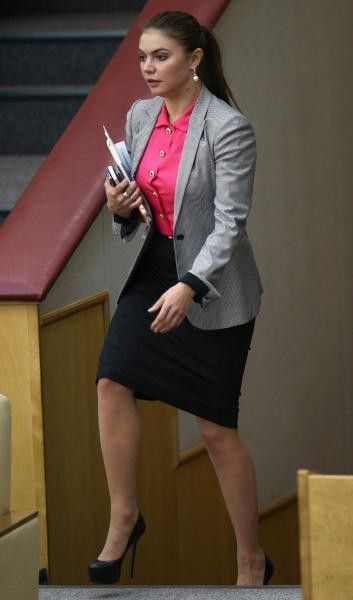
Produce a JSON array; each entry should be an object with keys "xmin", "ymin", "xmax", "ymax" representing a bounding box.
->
[
  {"xmin": 0, "ymin": 7, "xmax": 144, "ymax": 154},
  {"xmin": 0, "ymin": 85, "xmax": 91, "ymax": 98},
  {"xmin": 0, "ymin": 12, "xmax": 136, "ymax": 32},
  {"xmin": 0, "ymin": 30, "xmax": 126, "ymax": 86},
  {"xmin": 0, "ymin": 155, "xmax": 45, "ymax": 222},
  {"xmin": 39, "ymin": 585, "xmax": 303, "ymax": 600},
  {"xmin": 1, "ymin": 0, "xmax": 146, "ymax": 15},
  {"xmin": 0, "ymin": 90, "xmax": 87, "ymax": 153},
  {"xmin": 0, "ymin": 29, "xmax": 127, "ymax": 40}
]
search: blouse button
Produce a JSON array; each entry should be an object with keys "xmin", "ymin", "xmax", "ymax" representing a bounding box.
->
[
  {"xmin": 149, "ymin": 169, "xmax": 155, "ymax": 177},
  {"xmin": 160, "ymin": 150, "xmax": 165, "ymax": 157},
  {"xmin": 159, "ymin": 214, "xmax": 164, "ymax": 219},
  {"xmin": 165, "ymin": 127, "xmax": 172, "ymax": 134},
  {"xmin": 152, "ymin": 191, "xmax": 157, "ymax": 197}
]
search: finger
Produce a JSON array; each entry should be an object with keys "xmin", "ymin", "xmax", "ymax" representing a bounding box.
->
[
  {"xmin": 130, "ymin": 196, "xmax": 143, "ymax": 209},
  {"xmin": 104, "ymin": 179, "xmax": 116, "ymax": 193},
  {"xmin": 159, "ymin": 313, "xmax": 180, "ymax": 332},
  {"xmin": 150, "ymin": 312, "xmax": 167, "ymax": 332},
  {"xmin": 148, "ymin": 297, "xmax": 164, "ymax": 313},
  {"xmin": 158, "ymin": 311, "xmax": 185, "ymax": 333},
  {"xmin": 126, "ymin": 187, "xmax": 140, "ymax": 203},
  {"xmin": 115, "ymin": 193, "xmax": 135, "ymax": 213},
  {"xmin": 151, "ymin": 306, "xmax": 173, "ymax": 332},
  {"xmin": 118, "ymin": 187, "xmax": 140, "ymax": 208},
  {"xmin": 115, "ymin": 178, "xmax": 130, "ymax": 194},
  {"xmin": 126, "ymin": 181, "xmax": 138, "ymax": 194}
]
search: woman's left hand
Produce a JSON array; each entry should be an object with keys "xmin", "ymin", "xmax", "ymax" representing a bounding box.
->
[{"xmin": 148, "ymin": 283, "xmax": 195, "ymax": 334}]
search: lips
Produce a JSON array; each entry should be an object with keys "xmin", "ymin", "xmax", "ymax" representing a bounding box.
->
[{"xmin": 147, "ymin": 79, "xmax": 161, "ymax": 84}]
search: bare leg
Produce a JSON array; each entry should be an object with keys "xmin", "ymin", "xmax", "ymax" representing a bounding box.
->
[
  {"xmin": 97, "ymin": 378, "xmax": 141, "ymax": 561},
  {"xmin": 196, "ymin": 417, "xmax": 265, "ymax": 585}
]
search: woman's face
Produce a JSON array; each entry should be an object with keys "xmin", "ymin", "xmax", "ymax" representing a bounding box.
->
[{"xmin": 138, "ymin": 28, "xmax": 200, "ymax": 98}]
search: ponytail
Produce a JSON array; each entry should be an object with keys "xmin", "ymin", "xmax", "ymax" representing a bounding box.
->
[
  {"xmin": 199, "ymin": 26, "xmax": 241, "ymax": 111},
  {"xmin": 142, "ymin": 11, "xmax": 242, "ymax": 112}
]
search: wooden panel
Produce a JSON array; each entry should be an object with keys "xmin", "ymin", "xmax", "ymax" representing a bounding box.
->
[
  {"xmin": 176, "ymin": 446, "xmax": 235, "ymax": 584},
  {"xmin": 0, "ymin": 296, "xmax": 301, "ymax": 586},
  {"xmin": 40, "ymin": 292, "xmax": 110, "ymax": 584},
  {"xmin": 298, "ymin": 472, "xmax": 353, "ymax": 600},
  {"xmin": 176, "ymin": 443, "xmax": 300, "ymax": 585},
  {"xmin": 298, "ymin": 469, "xmax": 314, "ymax": 598},
  {"xmin": 259, "ymin": 492, "xmax": 300, "ymax": 584},
  {"xmin": 0, "ymin": 302, "xmax": 47, "ymax": 567},
  {"xmin": 131, "ymin": 400, "xmax": 180, "ymax": 584}
]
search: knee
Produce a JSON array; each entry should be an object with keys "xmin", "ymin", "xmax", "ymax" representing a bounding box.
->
[
  {"xmin": 197, "ymin": 417, "xmax": 233, "ymax": 453},
  {"xmin": 97, "ymin": 377, "xmax": 132, "ymax": 398}
]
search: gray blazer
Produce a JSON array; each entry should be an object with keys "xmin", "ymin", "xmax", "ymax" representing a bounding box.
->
[{"xmin": 114, "ymin": 83, "xmax": 263, "ymax": 330}]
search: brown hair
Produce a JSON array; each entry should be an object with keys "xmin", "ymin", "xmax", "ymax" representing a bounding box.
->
[{"xmin": 142, "ymin": 10, "xmax": 242, "ymax": 112}]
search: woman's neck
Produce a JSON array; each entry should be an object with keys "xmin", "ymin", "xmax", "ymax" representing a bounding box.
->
[{"xmin": 164, "ymin": 82, "xmax": 201, "ymax": 123}]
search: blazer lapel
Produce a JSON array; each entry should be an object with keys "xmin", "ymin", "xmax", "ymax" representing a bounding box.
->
[
  {"xmin": 174, "ymin": 84, "xmax": 213, "ymax": 225},
  {"xmin": 131, "ymin": 97, "xmax": 164, "ymax": 176}
]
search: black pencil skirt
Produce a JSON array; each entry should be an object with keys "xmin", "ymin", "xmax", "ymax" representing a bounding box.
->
[{"xmin": 96, "ymin": 231, "xmax": 256, "ymax": 429}]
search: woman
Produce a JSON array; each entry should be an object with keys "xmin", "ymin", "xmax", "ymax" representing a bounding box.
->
[{"xmin": 89, "ymin": 11, "xmax": 273, "ymax": 587}]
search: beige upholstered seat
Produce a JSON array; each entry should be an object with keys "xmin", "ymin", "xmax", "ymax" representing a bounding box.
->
[
  {"xmin": 0, "ymin": 394, "xmax": 39, "ymax": 600},
  {"xmin": 297, "ymin": 469, "xmax": 353, "ymax": 600}
]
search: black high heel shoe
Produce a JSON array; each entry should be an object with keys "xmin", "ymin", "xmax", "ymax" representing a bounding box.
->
[
  {"xmin": 263, "ymin": 552, "xmax": 274, "ymax": 585},
  {"xmin": 88, "ymin": 512, "xmax": 146, "ymax": 584}
]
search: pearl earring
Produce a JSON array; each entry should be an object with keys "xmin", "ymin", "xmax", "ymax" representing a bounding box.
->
[{"xmin": 192, "ymin": 68, "xmax": 199, "ymax": 82}]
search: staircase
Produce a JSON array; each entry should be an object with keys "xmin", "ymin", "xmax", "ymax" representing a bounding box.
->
[
  {"xmin": 38, "ymin": 586, "xmax": 303, "ymax": 599},
  {"xmin": 0, "ymin": 1, "xmax": 146, "ymax": 223}
]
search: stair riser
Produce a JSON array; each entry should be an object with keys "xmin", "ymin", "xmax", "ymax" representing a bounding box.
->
[
  {"xmin": 0, "ymin": 96, "xmax": 86, "ymax": 153},
  {"xmin": 1, "ymin": 0, "xmax": 146, "ymax": 14},
  {"xmin": 0, "ymin": 37, "xmax": 124, "ymax": 85}
]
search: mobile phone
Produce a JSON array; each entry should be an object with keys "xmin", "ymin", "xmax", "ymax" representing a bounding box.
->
[{"xmin": 106, "ymin": 165, "xmax": 119, "ymax": 186}]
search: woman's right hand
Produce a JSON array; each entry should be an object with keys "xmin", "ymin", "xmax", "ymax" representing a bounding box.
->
[{"xmin": 104, "ymin": 178, "xmax": 143, "ymax": 219}]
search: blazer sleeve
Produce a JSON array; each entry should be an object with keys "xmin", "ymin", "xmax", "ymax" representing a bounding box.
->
[{"xmin": 187, "ymin": 113, "xmax": 257, "ymax": 306}]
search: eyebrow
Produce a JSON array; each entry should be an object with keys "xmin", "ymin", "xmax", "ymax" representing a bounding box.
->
[{"xmin": 138, "ymin": 48, "xmax": 170, "ymax": 54}]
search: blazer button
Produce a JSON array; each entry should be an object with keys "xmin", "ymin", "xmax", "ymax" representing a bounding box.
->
[{"xmin": 176, "ymin": 234, "xmax": 184, "ymax": 240}]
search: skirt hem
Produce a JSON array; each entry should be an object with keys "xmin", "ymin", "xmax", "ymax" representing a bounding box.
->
[{"xmin": 96, "ymin": 368, "xmax": 239, "ymax": 429}]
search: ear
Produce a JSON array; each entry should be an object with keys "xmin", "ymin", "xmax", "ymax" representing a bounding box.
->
[{"xmin": 190, "ymin": 47, "xmax": 204, "ymax": 69}]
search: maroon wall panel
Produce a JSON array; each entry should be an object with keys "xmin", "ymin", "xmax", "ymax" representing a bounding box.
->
[{"xmin": 0, "ymin": 0, "xmax": 229, "ymax": 300}]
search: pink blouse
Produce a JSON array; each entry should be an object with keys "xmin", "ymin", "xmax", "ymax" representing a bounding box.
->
[{"xmin": 135, "ymin": 97, "xmax": 197, "ymax": 237}]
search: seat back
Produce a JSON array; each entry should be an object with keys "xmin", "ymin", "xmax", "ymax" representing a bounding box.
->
[
  {"xmin": 0, "ymin": 394, "xmax": 11, "ymax": 516},
  {"xmin": 298, "ymin": 469, "xmax": 353, "ymax": 600}
]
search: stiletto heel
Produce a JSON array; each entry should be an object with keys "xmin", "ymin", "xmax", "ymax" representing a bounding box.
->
[
  {"xmin": 263, "ymin": 552, "xmax": 274, "ymax": 585},
  {"xmin": 88, "ymin": 512, "xmax": 146, "ymax": 584},
  {"xmin": 130, "ymin": 539, "xmax": 138, "ymax": 578}
]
